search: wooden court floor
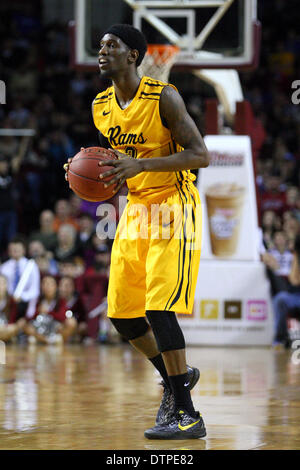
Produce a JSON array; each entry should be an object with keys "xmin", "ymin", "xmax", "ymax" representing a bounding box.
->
[{"xmin": 0, "ymin": 343, "xmax": 299, "ymax": 450}]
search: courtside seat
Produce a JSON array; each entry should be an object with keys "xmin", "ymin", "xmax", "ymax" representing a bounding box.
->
[{"xmin": 78, "ymin": 274, "xmax": 108, "ymax": 339}]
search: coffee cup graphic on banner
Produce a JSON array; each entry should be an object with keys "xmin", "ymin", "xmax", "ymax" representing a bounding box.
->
[{"xmin": 205, "ymin": 183, "xmax": 245, "ymax": 257}]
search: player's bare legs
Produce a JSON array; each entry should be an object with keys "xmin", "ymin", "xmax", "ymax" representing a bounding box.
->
[
  {"xmin": 131, "ymin": 330, "xmax": 194, "ymax": 406},
  {"xmin": 131, "ymin": 328, "xmax": 188, "ymax": 376},
  {"xmin": 130, "ymin": 330, "xmax": 194, "ymax": 389},
  {"xmin": 129, "ymin": 328, "xmax": 159, "ymax": 359},
  {"xmin": 131, "ymin": 330, "xmax": 189, "ymax": 378},
  {"xmin": 162, "ymin": 349, "xmax": 187, "ymax": 376}
]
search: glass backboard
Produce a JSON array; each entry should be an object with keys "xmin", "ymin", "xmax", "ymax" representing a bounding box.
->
[{"xmin": 70, "ymin": 0, "xmax": 260, "ymax": 70}]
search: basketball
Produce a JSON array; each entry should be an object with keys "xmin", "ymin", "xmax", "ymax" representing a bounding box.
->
[{"xmin": 67, "ymin": 147, "xmax": 118, "ymax": 202}]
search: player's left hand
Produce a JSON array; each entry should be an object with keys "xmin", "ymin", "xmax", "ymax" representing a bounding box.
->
[{"xmin": 98, "ymin": 149, "xmax": 143, "ymax": 194}]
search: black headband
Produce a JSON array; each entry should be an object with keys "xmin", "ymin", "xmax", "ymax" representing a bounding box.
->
[{"xmin": 102, "ymin": 24, "xmax": 147, "ymax": 66}]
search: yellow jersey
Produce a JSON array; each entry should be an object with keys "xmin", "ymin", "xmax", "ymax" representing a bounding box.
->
[{"xmin": 92, "ymin": 75, "xmax": 196, "ymax": 204}]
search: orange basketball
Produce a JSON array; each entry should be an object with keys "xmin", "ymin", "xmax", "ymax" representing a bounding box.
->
[{"xmin": 67, "ymin": 147, "xmax": 118, "ymax": 202}]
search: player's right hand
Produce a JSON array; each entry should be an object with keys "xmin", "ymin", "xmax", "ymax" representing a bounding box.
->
[
  {"xmin": 63, "ymin": 147, "xmax": 84, "ymax": 181},
  {"xmin": 63, "ymin": 159, "xmax": 72, "ymax": 181}
]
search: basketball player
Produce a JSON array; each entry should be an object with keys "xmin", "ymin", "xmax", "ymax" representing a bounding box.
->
[{"xmin": 65, "ymin": 24, "xmax": 209, "ymax": 439}]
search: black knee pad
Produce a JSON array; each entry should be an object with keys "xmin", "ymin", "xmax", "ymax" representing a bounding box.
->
[
  {"xmin": 146, "ymin": 310, "xmax": 185, "ymax": 353},
  {"xmin": 110, "ymin": 317, "xmax": 149, "ymax": 341}
]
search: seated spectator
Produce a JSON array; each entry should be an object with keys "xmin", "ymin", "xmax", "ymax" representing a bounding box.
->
[
  {"xmin": 24, "ymin": 275, "xmax": 77, "ymax": 344},
  {"xmin": 29, "ymin": 210, "xmax": 57, "ymax": 252},
  {"xmin": 58, "ymin": 257, "xmax": 85, "ymax": 279},
  {"xmin": 262, "ymin": 231, "xmax": 293, "ymax": 295},
  {"xmin": 285, "ymin": 186, "xmax": 299, "ymax": 211},
  {"xmin": 0, "ymin": 236, "xmax": 40, "ymax": 319},
  {"xmin": 47, "ymin": 128, "xmax": 75, "ymax": 174},
  {"xmin": 21, "ymin": 135, "xmax": 49, "ymax": 213},
  {"xmin": 8, "ymin": 100, "xmax": 31, "ymax": 128},
  {"xmin": 279, "ymin": 153, "xmax": 298, "ymax": 186},
  {"xmin": 261, "ymin": 210, "xmax": 281, "ymax": 249},
  {"xmin": 28, "ymin": 239, "xmax": 58, "ymax": 276},
  {"xmin": 35, "ymin": 255, "xmax": 57, "ymax": 277},
  {"xmin": 54, "ymin": 223, "xmax": 80, "ymax": 262},
  {"xmin": 77, "ymin": 212, "xmax": 96, "ymax": 266},
  {"xmin": 272, "ymin": 234, "xmax": 300, "ymax": 349},
  {"xmin": 85, "ymin": 236, "xmax": 111, "ymax": 277},
  {"xmin": 282, "ymin": 213, "xmax": 300, "ymax": 251},
  {"xmin": 70, "ymin": 72, "xmax": 89, "ymax": 96},
  {"xmin": 69, "ymin": 194, "xmax": 83, "ymax": 221},
  {"xmin": 0, "ymin": 136, "xmax": 30, "ymax": 255},
  {"xmin": 268, "ymin": 231, "xmax": 293, "ymax": 277},
  {"xmin": 28, "ymin": 239, "xmax": 47, "ymax": 258},
  {"xmin": 87, "ymin": 296, "xmax": 114, "ymax": 344},
  {"xmin": 292, "ymin": 193, "xmax": 300, "ymax": 224},
  {"xmin": 283, "ymin": 210, "xmax": 295, "ymax": 225},
  {"xmin": 58, "ymin": 276, "xmax": 87, "ymax": 340},
  {"xmin": 260, "ymin": 170, "xmax": 286, "ymax": 218},
  {"xmin": 0, "ymin": 274, "xmax": 26, "ymax": 342},
  {"xmin": 53, "ymin": 199, "xmax": 80, "ymax": 233},
  {"xmin": 0, "ymin": 155, "xmax": 17, "ymax": 256},
  {"xmin": 0, "ymin": 133, "xmax": 19, "ymax": 161},
  {"xmin": 43, "ymin": 127, "xmax": 75, "ymax": 202},
  {"xmin": 269, "ymin": 40, "xmax": 295, "ymax": 77}
]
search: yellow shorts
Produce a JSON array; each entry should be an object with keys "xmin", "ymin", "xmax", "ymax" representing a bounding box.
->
[{"xmin": 107, "ymin": 180, "xmax": 202, "ymax": 318}]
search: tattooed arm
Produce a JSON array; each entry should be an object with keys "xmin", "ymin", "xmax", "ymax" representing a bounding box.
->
[{"xmin": 141, "ymin": 85, "xmax": 210, "ymax": 171}]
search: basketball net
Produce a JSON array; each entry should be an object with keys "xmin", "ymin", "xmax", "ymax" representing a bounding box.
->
[{"xmin": 138, "ymin": 44, "xmax": 180, "ymax": 83}]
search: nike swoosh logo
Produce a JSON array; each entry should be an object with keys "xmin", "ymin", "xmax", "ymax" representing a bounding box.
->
[
  {"xmin": 178, "ymin": 419, "xmax": 200, "ymax": 431},
  {"xmin": 184, "ymin": 382, "xmax": 189, "ymax": 387},
  {"xmin": 103, "ymin": 110, "xmax": 111, "ymax": 116}
]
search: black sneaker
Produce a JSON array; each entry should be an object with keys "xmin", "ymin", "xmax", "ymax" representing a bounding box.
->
[
  {"xmin": 155, "ymin": 365, "xmax": 200, "ymax": 425},
  {"xmin": 145, "ymin": 409, "xmax": 206, "ymax": 440}
]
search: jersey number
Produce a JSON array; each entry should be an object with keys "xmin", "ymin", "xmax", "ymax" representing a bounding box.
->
[{"xmin": 125, "ymin": 146, "xmax": 137, "ymax": 159}]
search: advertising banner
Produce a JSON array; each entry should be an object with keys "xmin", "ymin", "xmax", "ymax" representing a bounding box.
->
[
  {"xmin": 179, "ymin": 135, "xmax": 273, "ymax": 346},
  {"xmin": 179, "ymin": 260, "xmax": 273, "ymax": 346},
  {"xmin": 198, "ymin": 135, "xmax": 259, "ymax": 261}
]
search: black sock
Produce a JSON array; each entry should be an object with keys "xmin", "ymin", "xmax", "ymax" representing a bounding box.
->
[
  {"xmin": 149, "ymin": 354, "xmax": 171, "ymax": 389},
  {"xmin": 168, "ymin": 372, "xmax": 196, "ymax": 417}
]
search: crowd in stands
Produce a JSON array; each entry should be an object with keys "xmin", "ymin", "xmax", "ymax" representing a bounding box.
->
[
  {"xmin": 0, "ymin": 0, "xmax": 300, "ymax": 346},
  {"xmin": 0, "ymin": 201, "xmax": 114, "ymax": 345}
]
